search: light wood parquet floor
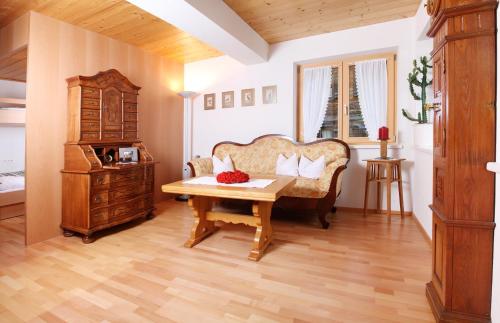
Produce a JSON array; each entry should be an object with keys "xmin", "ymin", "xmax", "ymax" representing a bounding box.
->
[{"xmin": 0, "ymin": 200, "xmax": 433, "ymax": 322}]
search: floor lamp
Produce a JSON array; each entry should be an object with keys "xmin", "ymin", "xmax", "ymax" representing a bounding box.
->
[{"xmin": 176, "ymin": 91, "xmax": 198, "ymax": 201}]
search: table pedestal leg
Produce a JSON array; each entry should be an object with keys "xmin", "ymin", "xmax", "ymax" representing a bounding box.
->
[
  {"xmin": 248, "ymin": 201, "xmax": 273, "ymax": 261},
  {"xmin": 184, "ymin": 196, "xmax": 218, "ymax": 248}
]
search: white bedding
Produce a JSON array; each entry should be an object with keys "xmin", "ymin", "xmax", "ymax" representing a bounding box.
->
[{"xmin": 0, "ymin": 176, "xmax": 25, "ymax": 192}]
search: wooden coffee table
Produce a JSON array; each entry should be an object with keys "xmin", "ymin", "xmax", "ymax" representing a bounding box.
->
[{"xmin": 161, "ymin": 175, "xmax": 296, "ymax": 261}]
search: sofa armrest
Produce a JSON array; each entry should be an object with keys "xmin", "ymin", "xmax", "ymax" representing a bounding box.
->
[
  {"xmin": 187, "ymin": 158, "xmax": 213, "ymax": 177},
  {"xmin": 318, "ymin": 158, "xmax": 349, "ymax": 196}
]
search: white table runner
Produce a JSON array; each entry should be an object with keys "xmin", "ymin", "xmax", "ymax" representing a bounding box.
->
[{"xmin": 184, "ymin": 176, "xmax": 275, "ymax": 188}]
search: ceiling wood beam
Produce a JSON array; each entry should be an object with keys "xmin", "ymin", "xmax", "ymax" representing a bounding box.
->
[{"xmin": 127, "ymin": 0, "xmax": 269, "ymax": 64}]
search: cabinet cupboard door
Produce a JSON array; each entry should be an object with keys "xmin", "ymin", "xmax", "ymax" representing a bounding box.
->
[
  {"xmin": 432, "ymin": 49, "xmax": 446, "ymax": 158},
  {"xmin": 431, "ymin": 214, "xmax": 449, "ymax": 305},
  {"xmin": 432, "ymin": 48, "xmax": 447, "ymax": 217},
  {"xmin": 102, "ymin": 87, "xmax": 123, "ymax": 133}
]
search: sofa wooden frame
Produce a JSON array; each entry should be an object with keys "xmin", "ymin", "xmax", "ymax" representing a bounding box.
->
[{"xmin": 188, "ymin": 134, "xmax": 351, "ymax": 229}]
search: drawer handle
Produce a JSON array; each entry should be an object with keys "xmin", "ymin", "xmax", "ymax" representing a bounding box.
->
[
  {"xmin": 93, "ymin": 195, "xmax": 102, "ymax": 203},
  {"xmin": 97, "ymin": 176, "xmax": 105, "ymax": 184}
]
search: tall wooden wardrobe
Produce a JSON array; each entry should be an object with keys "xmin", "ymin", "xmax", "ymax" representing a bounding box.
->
[
  {"xmin": 425, "ymin": 0, "xmax": 497, "ymax": 321},
  {"xmin": 61, "ymin": 69, "xmax": 155, "ymax": 243}
]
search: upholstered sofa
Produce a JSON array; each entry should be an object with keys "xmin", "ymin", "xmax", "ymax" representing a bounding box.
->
[{"xmin": 188, "ymin": 134, "xmax": 350, "ymax": 228}]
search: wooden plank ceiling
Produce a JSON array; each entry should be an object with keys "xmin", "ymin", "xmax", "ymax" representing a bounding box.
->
[
  {"xmin": 0, "ymin": 0, "xmax": 222, "ymax": 64},
  {"xmin": 223, "ymin": 0, "xmax": 421, "ymax": 43},
  {"xmin": 0, "ymin": 0, "xmax": 421, "ymax": 65},
  {"xmin": 0, "ymin": 45, "xmax": 27, "ymax": 82}
]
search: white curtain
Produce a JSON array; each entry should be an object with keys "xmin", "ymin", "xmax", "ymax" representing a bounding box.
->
[
  {"xmin": 355, "ymin": 59, "xmax": 388, "ymax": 141},
  {"xmin": 302, "ymin": 66, "xmax": 332, "ymax": 142}
]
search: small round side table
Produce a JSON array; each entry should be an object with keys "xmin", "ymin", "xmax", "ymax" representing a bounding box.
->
[{"xmin": 363, "ymin": 158, "xmax": 405, "ymax": 218}]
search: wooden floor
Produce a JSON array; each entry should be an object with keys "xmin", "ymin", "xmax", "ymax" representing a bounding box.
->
[{"xmin": 0, "ymin": 200, "xmax": 433, "ymax": 322}]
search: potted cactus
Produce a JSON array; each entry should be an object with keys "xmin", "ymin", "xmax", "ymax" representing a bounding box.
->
[{"xmin": 402, "ymin": 56, "xmax": 433, "ymax": 124}]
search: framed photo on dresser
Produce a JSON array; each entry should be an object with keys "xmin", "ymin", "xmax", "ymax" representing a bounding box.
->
[{"xmin": 119, "ymin": 147, "xmax": 138, "ymax": 163}]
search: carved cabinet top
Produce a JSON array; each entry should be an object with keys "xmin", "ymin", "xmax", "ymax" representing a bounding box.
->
[
  {"xmin": 66, "ymin": 69, "xmax": 141, "ymax": 94},
  {"xmin": 426, "ymin": 0, "xmax": 441, "ymax": 17}
]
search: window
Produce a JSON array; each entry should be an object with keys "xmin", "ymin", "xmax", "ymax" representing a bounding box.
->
[{"xmin": 297, "ymin": 53, "xmax": 396, "ymax": 144}]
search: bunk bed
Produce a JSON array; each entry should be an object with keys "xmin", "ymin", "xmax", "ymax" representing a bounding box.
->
[
  {"xmin": 0, "ymin": 44, "xmax": 27, "ymax": 220},
  {"xmin": 0, "ymin": 97, "xmax": 26, "ymax": 220}
]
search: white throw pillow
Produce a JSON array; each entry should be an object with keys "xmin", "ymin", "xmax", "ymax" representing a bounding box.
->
[
  {"xmin": 212, "ymin": 155, "xmax": 234, "ymax": 174},
  {"xmin": 298, "ymin": 155, "xmax": 325, "ymax": 179},
  {"xmin": 276, "ymin": 153, "xmax": 299, "ymax": 176}
]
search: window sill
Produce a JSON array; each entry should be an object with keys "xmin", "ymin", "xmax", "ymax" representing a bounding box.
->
[{"xmin": 348, "ymin": 144, "xmax": 403, "ymax": 150}]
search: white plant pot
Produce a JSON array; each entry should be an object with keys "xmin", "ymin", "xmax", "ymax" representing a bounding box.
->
[{"xmin": 413, "ymin": 123, "xmax": 433, "ymax": 151}]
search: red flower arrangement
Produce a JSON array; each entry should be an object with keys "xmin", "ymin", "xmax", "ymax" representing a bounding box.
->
[{"xmin": 216, "ymin": 170, "xmax": 250, "ymax": 184}]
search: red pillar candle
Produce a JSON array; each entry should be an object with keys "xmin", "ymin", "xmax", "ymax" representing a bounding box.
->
[{"xmin": 378, "ymin": 127, "xmax": 389, "ymax": 140}]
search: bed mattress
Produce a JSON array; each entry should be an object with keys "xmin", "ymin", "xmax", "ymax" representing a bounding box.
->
[{"xmin": 0, "ymin": 175, "xmax": 25, "ymax": 193}]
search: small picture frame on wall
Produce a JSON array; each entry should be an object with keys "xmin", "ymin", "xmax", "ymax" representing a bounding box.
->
[
  {"xmin": 222, "ymin": 91, "xmax": 234, "ymax": 108},
  {"xmin": 204, "ymin": 93, "xmax": 215, "ymax": 110},
  {"xmin": 241, "ymin": 88, "xmax": 255, "ymax": 107},
  {"xmin": 262, "ymin": 85, "xmax": 277, "ymax": 104}
]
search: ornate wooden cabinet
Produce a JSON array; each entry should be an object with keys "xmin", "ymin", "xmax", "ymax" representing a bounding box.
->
[
  {"xmin": 61, "ymin": 69, "xmax": 155, "ymax": 243},
  {"xmin": 426, "ymin": 0, "xmax": 497, "ymax": 321}
]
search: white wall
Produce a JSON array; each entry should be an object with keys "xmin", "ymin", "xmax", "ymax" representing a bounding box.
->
[
  {"xmin": 185, "ymin": 17, "xmax": 433, "ymax": 212},
  {"xmin": 0, "ymin": 80, "xmax": 25, "ymax": 98},
  {"xmin": 409, "ymin": 0, "xmax": 434, "ymax": 237},
  {"xmin": 0, "ymin": 126, "xmax": 25, "ymax": 172}
]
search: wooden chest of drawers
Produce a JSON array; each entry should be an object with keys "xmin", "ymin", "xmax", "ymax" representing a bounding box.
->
[
  {"xmin": 61, "ymin": 69, "xmax": 155, "ymax": 243},
  {"xmin": 62, "ymin": 164, "xmax": 155, "ymax": 243}
]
